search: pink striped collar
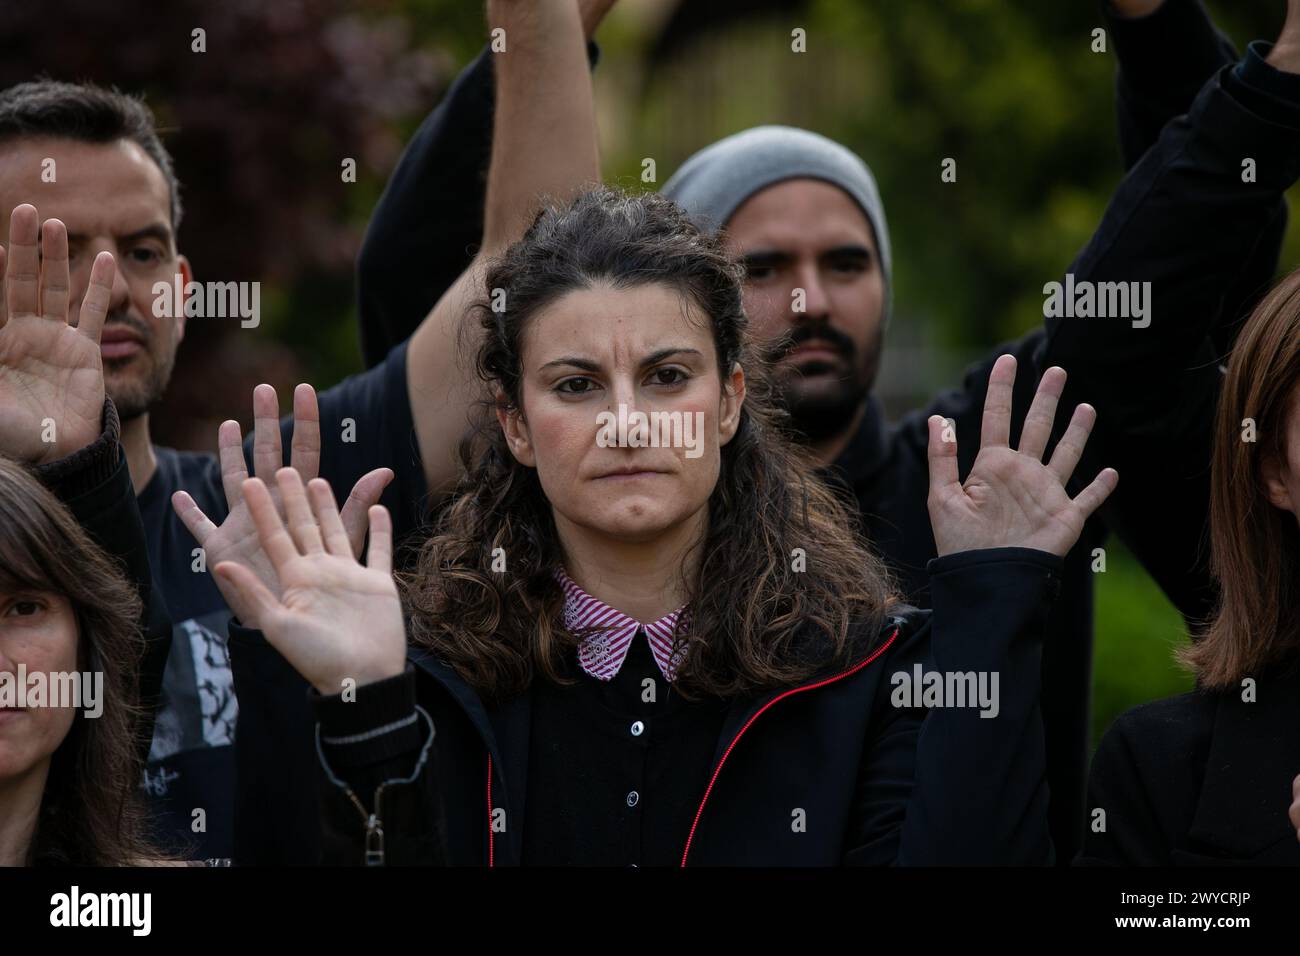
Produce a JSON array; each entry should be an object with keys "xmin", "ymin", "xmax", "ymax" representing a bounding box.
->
[{"xmin": 554, "ymin": 567, "xmax": 688, "ymax": 683}]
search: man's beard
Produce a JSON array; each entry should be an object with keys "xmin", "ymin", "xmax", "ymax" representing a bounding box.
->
[
  {"xmin": 102, "ymin": 315, "xmax": 176, "ymax": 422},
  {"xmin": 769, "ymin": 320, "xmax": 880, "ymax": 444}
]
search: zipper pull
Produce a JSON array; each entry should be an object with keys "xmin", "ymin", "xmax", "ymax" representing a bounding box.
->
[{"xmin": 364, "ymin": 813, "xmax": 385, "ymax": 866}]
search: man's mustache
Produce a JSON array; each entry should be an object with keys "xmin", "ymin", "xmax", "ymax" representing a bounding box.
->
[
  {"xmin": 771, "ymin": 321, "xmax": 856, "ymax": 363},
  {"xmin": 100, "ymin": 312, "xmax": 151, "ymax": 341}
]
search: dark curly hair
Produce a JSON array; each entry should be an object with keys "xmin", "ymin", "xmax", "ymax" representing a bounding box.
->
[{"xmin": 403, "ymin": 187, "xmax": 899, "ymax": 702}]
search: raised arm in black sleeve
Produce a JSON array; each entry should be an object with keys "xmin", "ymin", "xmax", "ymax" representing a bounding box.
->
[
  {"xmin": 354, "ymin": 43, "xmax": 601, "ymax": 367},
  {"xmin": 1039, "ymin": 55, "xmax": 1300, "ymax": 629},
  {"xmin": 1106, "ymin": 0, "xmax": 1239, "ymax": 167},
  {"xmin": 356, "ymin": 47, "xmax": 495, "ymax": 368},
  {"xmin": 1106, "ymin": 1, "xmax": 1285, "ymax": 357},
  {"xmin": 846, "ymin": 547, "xmax": 1062, "ymax": 865},
  {"xmin": 30, "ymin": 398, "xmax": 172, "ymax": 762}
]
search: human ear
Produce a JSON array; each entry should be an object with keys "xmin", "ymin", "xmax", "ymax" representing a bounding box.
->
[
  {"xmin": 496, "ymin": 390, "xmax": 536, "ymax": 467},
  {"xmin": 718, "ymin": 362, "xmax": 746, "ymax": 446}
]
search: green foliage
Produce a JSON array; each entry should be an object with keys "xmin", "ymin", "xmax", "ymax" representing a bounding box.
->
[{"xmin": 1091, "ymin": 540, "xmax": 1194, "ymax": 746}]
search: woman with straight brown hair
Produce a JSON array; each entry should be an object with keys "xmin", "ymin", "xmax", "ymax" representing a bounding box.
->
[
  {"xmin": 1080, "ymin": 265, "xmax": 1300, "ymax": 866},
  {"xmin": 0, "ymin": 454, "xmax": 161, "ymax": 865}
]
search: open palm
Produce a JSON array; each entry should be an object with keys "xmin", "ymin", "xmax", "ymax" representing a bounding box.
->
[
  {"xmin": 171, "ymin": 382, "xmax": 392, "ymax": 624},
  {"xmin": 213, "ymin": 468, "xmax": 406, "ymax": 696},
  {"xmin": 0, "ymin": 204, "xmax": 115, "ymax": 463},
  {"xmin": 927, "ymin": 355, "xmax": 1118, "ymax": 558}
]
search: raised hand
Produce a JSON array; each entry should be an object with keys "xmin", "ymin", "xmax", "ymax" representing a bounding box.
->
[
  {"xmin": 171, "ymin": 382, "xmax": 392, "ymax": 624},
  {"xmin": 213, "ymin": 468, "xmax": 406, "ymax": 695},
  {"xmin": 926, "ymin": 355, "xmax": 1118, "ymax": 558},
  {"xmin": 0, "ymin": 204, "xmax": 116, "ymax": 463}
]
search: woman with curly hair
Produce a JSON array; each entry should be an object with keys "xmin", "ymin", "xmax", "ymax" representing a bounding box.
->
[{"xmin": 221, "ymin": 188, "xmax": 1116, "ymax": 865}]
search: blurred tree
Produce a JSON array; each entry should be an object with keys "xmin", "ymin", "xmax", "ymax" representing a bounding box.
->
[
  {"xmin": 602, "ymin": 0, "xmax": 1287, "ymax": 414},
  {"xmin": 0, "ymin": 0, "xmax": 458, "ymax": 448}
]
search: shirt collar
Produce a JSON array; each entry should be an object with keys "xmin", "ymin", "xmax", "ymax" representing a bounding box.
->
[{"xmin": 554, "ymin": 567, "xmax": 688, "ymax": 683}]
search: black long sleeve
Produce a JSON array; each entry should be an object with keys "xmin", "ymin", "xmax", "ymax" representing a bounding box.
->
[
  {"xmin": 1106, "ymin": 3, "xmax": 1287, "ymax": 358},
  {"xmin": 229, "ymin": 621, "xmax": 325, "ymax": 864},
  {"xmin": 313, "ymin": 665, "xmax": 428, "ymax": 811},
  {"xmin": 355, "ymin": 46, "xmax": 496, "ymax": 368},
  {"xmin": 846, "ymin": 548, "xmax": 1062, "ymax": 865},
  {"xmin": 1039, "ymin": 58, "xmax": 1300, "ymax": 629},
  {"xmin": 311, "ymin": 667, "xmax": 446, "ymax": 866},
  {"xmin": 30, "ymin": 399, "xmax": 172, "ymax": 762},
  {"xmin": 354, "ymin": 42, "xmax": 601, "ymax": 367},
  {"xmin": 1106, "ymin": 0, "xmax": 1238, "ymax": 169}
]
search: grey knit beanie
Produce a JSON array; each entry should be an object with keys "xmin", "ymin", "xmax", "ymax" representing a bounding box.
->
[{"xmin": 661, "ymin": 125, "xmax": 892, "ymax": 323}]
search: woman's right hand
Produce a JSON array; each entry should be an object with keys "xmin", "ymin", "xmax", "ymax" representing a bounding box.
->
[{"xmin": 213, "ymin": 467, "xmax": 407, "ymax": 696}]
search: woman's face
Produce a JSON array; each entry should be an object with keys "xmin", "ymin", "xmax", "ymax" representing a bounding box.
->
[
  {"xmin": 501, "ymin": 281, "xmax": 745, "ymax": 544},
  {"xmin": 0, "ymin": 590, "xmax": 80, "ymax": 783}
]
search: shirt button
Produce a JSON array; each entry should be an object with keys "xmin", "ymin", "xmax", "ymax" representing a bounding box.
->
[
  {"xmin": 630, "ymin": 720, "xmax": 645, "ymax": 737},
  {"xmin": 626, "ymin": 790, "xmax": 639, "ymax": 808}
]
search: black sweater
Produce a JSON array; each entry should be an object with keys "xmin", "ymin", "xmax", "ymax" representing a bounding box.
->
[
  {"xmin": 1077, "ymin": 661, "xmax": 1300, "ymax": 866},
  {"xmin": 30, "ymin": 399, "xmax": 172, "ymax": 764}
]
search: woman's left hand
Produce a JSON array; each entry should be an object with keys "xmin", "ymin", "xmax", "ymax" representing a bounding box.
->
[
  {"xmin": 926, "ymin": 354, "xmax": 1118, "ymax": 558},
  {"xmin": 212, "ymin": 468, "xmax": 407, "ymax": 696}
]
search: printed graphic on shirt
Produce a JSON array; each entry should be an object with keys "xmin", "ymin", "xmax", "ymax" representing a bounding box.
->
[{"xmin": 146, "ymin": 609, "xmax": 238, "ymax": 765}]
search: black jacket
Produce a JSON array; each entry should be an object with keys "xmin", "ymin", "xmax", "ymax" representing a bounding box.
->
[
  {"xmin": 236, "ymin": 547, "xmax": 1064, "ymax": 865},
  {"xmin": 1077, "ymin": 663, "xmax": 1300, "ymax": 866}
]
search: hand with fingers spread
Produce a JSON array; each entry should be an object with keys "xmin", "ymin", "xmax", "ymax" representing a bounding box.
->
[
  {"xmin": 212, "ymin": 469, "xmax": 406, "ymax": 696},
  {"xmin": 0, "ymin": 203, "xmax": 116, "ymax": 463},
  {"xmin": 926, "ymin": 355, "xmax": 1119, "ymax": 558},
  {"xmin": 170, "ymin": 382, "xmax": 393, "ymax": 624}
]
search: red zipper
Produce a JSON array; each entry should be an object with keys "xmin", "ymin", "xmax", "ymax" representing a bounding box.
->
[
  {"xmin": 679, "ymin": 627, "xmax": 900, "ymax": 867},
  {"xmin": 483, "ymin": 626, "xmax": 900, "ymax": 868}
]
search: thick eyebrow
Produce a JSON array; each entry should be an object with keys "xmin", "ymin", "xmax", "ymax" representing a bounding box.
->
[
  {"xmin": 741, "ymin": 250, "xmax": 794, "ymax": 272},
  {"xmin": 819, "ymin": 244, "xmax": 872, "ymax": 265},
  {"xmin": 67, "ymin": 223, "xmax": 174, "ymax": 250},
  {"xmin": 540, "ymin": 355, "xmax": 601, "ymax": 372},
  {"xmin": 538, "ymin": 347, "xmax": 704, "ymax": 373}
]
